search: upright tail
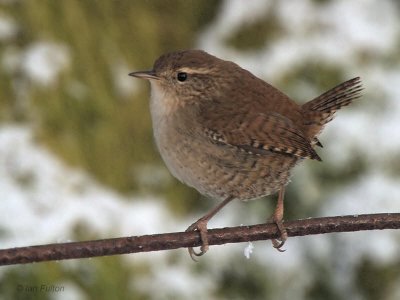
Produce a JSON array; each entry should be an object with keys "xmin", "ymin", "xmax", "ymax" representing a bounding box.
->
[{"xmin": 302, "ymin": 77, "xmax": 363, "ymax": 141}]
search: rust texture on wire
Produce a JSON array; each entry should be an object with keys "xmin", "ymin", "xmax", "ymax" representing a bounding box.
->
[{"xmin": 0, "ymin": 213, "xmax": 399, "ymax": 266}]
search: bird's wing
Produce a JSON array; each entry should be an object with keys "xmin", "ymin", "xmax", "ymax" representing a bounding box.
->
[{"xmin": 204, "ymin": 111, "xmax": 321, "ymax": 161}]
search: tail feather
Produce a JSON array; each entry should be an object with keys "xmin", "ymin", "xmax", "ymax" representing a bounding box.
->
[
  {"xmin": 304, "ymin": 77, "xmax": 363, "ymax": 113},
  {"xmin": 302, "ymin": 77, "xmax": 362, "ymax": 138}
]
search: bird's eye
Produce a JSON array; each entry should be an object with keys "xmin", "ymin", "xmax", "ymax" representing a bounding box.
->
[{"xmin": 177, "ymin": 72, "xmax": 187, "ymax": 82}]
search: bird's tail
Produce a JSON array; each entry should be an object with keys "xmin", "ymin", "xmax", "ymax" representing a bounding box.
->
[{"xmin": 302, "ymin": 77, "xmax": 363, "ymax": 140}]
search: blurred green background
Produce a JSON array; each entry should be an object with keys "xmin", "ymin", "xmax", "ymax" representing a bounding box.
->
[
  {"xmin": 0, "ymin": 1, "xmax": 399, "ymax": 299},
  {"xmin": 2, "ymin": 0, "xmax": 221, "ymax": 211}
]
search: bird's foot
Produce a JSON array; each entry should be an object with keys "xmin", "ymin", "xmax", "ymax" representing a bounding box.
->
[
  {"xmin": 268, "ymin": 216, "xmax": 287, "ymax": 252},
  {"xmin": 185, "ymin": 218, "xmax": 210, "ymax": 261}
]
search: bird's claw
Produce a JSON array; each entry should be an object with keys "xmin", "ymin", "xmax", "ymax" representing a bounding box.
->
[
  {"xmin": 186, "ymin": 218, "xmax": 209, "ymax": 261},
  {"xmin": 268, "ymin": 216, "xmax": 288, "ymax": 252}
]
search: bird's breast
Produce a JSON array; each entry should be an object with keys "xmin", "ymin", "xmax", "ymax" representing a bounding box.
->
[{"xmin": 148, "ymin": 82, "xmax": 297, "ymax": 200}]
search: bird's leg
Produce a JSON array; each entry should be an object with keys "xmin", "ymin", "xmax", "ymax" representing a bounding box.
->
[
  {"xmin": 268, "ymin": 187, "xmax": 287, "ymax": 252},
  {"xmin": 186, "ymin": 196, "xmax": 234, "ymax": 261}
]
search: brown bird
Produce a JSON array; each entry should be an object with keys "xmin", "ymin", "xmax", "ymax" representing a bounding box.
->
[{"xmin": 129, "ymin": 50, "xmax": 362, "ymax": 259}]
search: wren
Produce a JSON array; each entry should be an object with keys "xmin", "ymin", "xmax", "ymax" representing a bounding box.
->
[{"xmin": 129, "ymin": 50, "xmax": 362, "ymax": 259}]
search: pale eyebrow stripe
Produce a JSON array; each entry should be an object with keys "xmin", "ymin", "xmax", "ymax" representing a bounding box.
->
[{"xmin": 178, "ymin": 67, "xmax": 211, "ymax": 74}]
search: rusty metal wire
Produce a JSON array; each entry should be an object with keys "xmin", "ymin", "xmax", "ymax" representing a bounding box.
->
[{"xmin": 0, "ymin": 213, "xmax": 399, "ymax": 266}]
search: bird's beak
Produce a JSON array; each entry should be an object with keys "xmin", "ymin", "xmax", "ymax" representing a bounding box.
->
[{"xmin": 128, "ymin": 70, "xmax": 159, "ymax": 80}]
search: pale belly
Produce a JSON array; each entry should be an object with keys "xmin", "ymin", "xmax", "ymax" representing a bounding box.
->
[{"xmin": 155, "ymin": 128, "xmax": 298, "ymax": 201}]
